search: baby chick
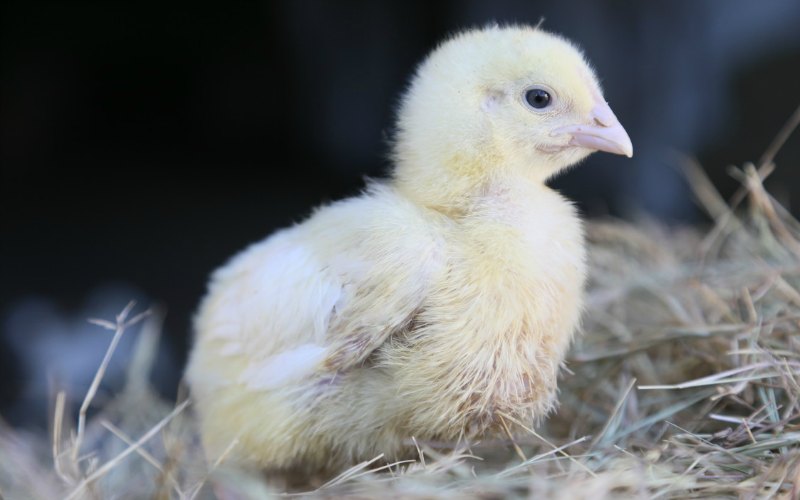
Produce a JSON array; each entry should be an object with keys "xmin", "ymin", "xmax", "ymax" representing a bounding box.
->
[{"xmin": 186, "ymin": 24, "xmax": 632, "ymax": 475}]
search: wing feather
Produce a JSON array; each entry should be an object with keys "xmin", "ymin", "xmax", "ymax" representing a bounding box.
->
[{"xmin": 195, "ymin": 186, "xmax": 444, "ymax": 389}]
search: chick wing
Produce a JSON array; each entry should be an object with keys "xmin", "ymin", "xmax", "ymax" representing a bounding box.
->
[{"xmin": 192, "ymin": 184, "xmax": 444, "ymax": 391}]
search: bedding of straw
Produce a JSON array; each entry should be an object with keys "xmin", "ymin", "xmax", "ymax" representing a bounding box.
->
[{"xmin": 1, "ymin": 110, "xmax": 799, "ymax": 499}]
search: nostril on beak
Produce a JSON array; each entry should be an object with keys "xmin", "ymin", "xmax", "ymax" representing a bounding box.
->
[{"xmin": 590, "ymin": 102, "xmax": 616, "ymax": 127}]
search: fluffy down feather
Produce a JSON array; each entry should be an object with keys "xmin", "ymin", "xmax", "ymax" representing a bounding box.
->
[{"xmin": 186, "ymin": 24, "xmax": 632, "ymax": 474}]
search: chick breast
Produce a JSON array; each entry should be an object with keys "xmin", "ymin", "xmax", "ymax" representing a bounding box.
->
[{"xmin": 186, "ymin": 180, "xmax": 585, "ymax": 473}]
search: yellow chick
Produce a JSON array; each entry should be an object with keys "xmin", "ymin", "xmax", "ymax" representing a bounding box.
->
[{"xmin": 186, "ymin": 24, "xmax": 632, "ymax": 475}]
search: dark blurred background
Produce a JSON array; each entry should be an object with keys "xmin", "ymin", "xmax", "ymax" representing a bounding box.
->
[{"xmin": 2, "ymin": 0, "xmax": 800, "ymax": 427}]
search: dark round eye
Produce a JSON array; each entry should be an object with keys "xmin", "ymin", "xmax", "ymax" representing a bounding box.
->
[{"xmin": 524, "ymin": 88, "xmax": 551, "ymax": 109}]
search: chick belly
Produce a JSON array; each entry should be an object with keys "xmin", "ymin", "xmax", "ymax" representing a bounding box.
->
[
  {"xmin": 385, "ymin": 284, "xmax": 580, "ymax": 443},
  {"xmin": 304, "ymin": 369, "xmax": 411, "ymax": 464},
  {"xmin": 389, "ymin": 344, "xmax": 559, "ymax": 444}
]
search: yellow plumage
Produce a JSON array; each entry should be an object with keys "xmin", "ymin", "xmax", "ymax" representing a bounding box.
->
[{"xmin": 186, "ymin": 24, "xmax": 632, "ymax": 474}]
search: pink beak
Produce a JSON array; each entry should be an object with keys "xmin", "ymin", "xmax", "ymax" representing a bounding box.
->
[{"xmin": 552, "ymin": 100, "xmax": 633, "ymax": 158}]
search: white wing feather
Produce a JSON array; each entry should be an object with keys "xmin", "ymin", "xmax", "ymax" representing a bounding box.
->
[{"xmin": 194, "ymin": 185, "xmax": 444, "ymax": 389}]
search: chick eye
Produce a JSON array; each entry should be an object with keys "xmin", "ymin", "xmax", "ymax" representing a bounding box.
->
[{"xmin": 524, "ymin": 88, "xmax": 551, "ymax": 109}]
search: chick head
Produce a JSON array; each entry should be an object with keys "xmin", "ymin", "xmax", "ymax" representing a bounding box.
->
[{"xmin": 393, "ymin": 25, "xmax": 632, "ymax": 205}]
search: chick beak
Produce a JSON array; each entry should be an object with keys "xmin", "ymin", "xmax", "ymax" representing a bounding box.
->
[{"xmin": 552, "ymin": 100, "xmax": 633, "ymax": 158}]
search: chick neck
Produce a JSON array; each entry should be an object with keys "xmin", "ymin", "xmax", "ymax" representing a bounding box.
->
[{"xmin": 390, "ymin": 152, "xmax": 553, "ymax": 218}]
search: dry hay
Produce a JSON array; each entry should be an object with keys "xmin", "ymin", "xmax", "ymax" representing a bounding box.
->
[{"xmin": 2, "ymin": 109, "xmax": 800, "ymax": 499}]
